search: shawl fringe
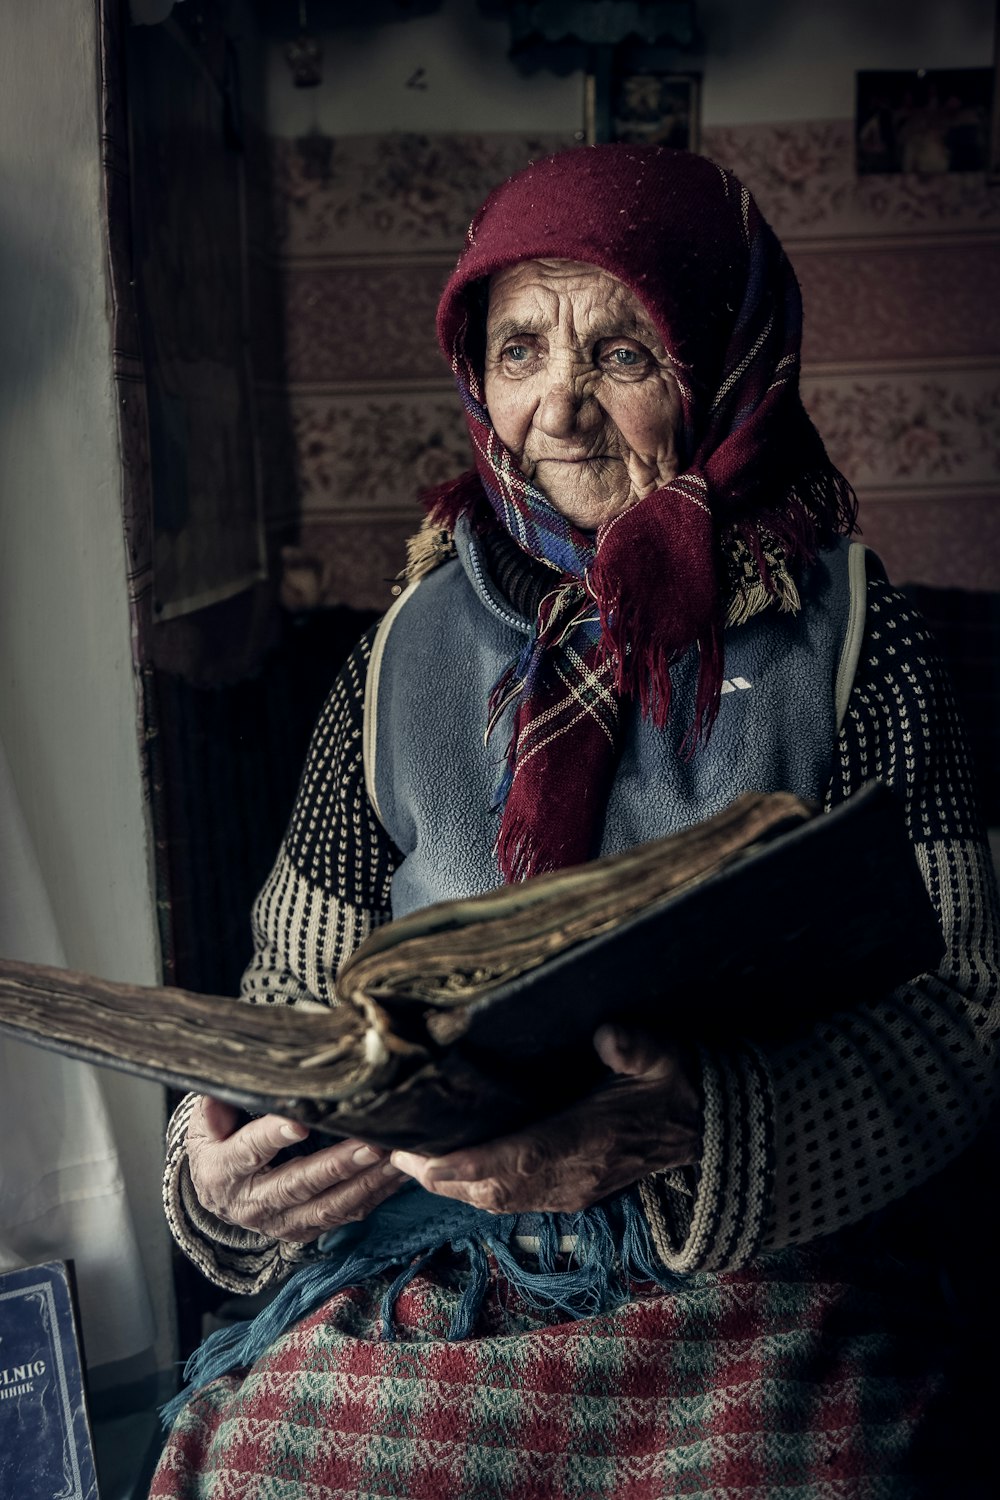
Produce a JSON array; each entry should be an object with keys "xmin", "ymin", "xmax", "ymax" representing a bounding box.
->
[
  {"xmin": 406, "ymin": 148, "xmax": 861, "ymax": 876},
  {"xmin": 406, "ymin": 501, "xmax": 834, "ymax": 643},
  {"xmin": 404, "ymin": 512, "xmax": 458, "ymax": 584},
  {"xmin": 161, "ymin": 1185, "xmax": 684, "ymax": 1429}
]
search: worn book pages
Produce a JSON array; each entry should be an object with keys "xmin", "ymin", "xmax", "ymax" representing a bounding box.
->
[{"xmin": 0, "ymin": 786, "xmax": 943, "ymax": 1152}]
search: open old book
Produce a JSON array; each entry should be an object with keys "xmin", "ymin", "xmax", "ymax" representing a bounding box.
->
[{"xmin": 0, "ymin": 785, "xmax": 943, "ymax": 1154}]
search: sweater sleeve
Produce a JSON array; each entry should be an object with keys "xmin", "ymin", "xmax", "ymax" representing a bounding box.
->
[
  {"xmin": 640, "ymin": 575, "xmax": 1000, "ymax": 1271},
  {"xmin": 168, "ymin": 582, "xmax": 999, "ymax": 1291},
  {"xmin": 163, "ymin": 627, "xmax": 402, "ymax": 1294}
]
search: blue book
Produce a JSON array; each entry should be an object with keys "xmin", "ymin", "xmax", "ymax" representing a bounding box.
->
[{"xmin": 0, "ymin": 1260, "xmax": 99, "ymax": 1500}]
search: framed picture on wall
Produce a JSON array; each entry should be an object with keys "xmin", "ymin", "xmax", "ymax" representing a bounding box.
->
[
  {"xmin": 586, "ymin": 66, "xmax": 701, "ymax": 151},
  {"xmin": 856, "ymin": 67, "xmax": 993, "ymax": 174}
]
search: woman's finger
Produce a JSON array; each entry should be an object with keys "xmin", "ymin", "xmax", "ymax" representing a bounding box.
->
[
  {"xmin": 249, "ymin": 1139, "xmax": 393, "ymax": 1211},
  {"xmin": 593, "ymin": 1024, "xmax": 670, "ymax": 1077},
  {"xmin": 392, "ymin": 1134, "xmax": 560, "ymax": 1209},
  {"xmin": 391, "ymin": 1050, "xmax": 703, "ymax": 1214},
  {"xmin": 197, "ymin": 1095, "xmax": 251, "ymax": 1143},
  {"xmin": 251, "ymin": 1158, "xmax": 409, "ymax": 1242},
  {"xmin": 203, "ymin": 1111, "xmax": 311, "ymax": 1177}
]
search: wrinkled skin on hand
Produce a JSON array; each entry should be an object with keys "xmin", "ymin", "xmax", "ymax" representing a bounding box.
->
[
  {"xmin": 392, "ymin": 1025, "xmax": 702, "ymax": 1215},
  {"xmin": 186, "ymin": 1098, "xmax": 408, "ymax": 1244}
]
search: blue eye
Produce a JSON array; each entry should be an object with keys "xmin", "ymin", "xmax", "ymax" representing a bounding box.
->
[
  {"xmin": 598, "ymin": 341, "xmax": 651, "ymax": 373},
  {"xmin": 502, "ymin": 344, "xmax": 529, "ymax": 362}
]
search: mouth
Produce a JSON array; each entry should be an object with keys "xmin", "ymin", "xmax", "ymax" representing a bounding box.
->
[{"xmin": 530, "ymin": 454, "xmax": 620, "ymax": 466}]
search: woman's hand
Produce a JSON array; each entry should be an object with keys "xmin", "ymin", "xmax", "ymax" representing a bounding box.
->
[
  {"xmin": 391, "ymin": 1025, "xmax": 702, "ymax": 1215},
  {"xmin": 186, "ymin": 1097, "xmax": 409, "ymax": 1244}
]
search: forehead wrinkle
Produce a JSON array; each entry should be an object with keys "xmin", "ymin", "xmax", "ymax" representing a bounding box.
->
[
  {"xmin": 486, "ymin": 306, "xmax": 659, "ymax": 354},
  {"xmin": 485, "ymin": 260, "xmax": 666, "ymax": 358},
  {"xmin": 485, "ymin": 314, "xmax": 546, "ymax": 353}
]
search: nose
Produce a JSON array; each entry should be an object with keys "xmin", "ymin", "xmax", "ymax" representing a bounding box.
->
[{"xmin": 535, "ymin": 377, "xmax": 599, "ymax": 439}]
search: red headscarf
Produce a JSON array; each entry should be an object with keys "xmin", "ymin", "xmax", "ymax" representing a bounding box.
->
[{"xmin": 424, "ymin": 146, "xmax": 855, "ymax": 880}]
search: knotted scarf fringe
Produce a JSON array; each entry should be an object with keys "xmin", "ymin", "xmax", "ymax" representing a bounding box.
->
[
  {"xmin": 594, "ymin": 581, "xmax": 725, "ymax": 749},
  {"xmin": 731, "ymin": 469, "xmax": 858, "ymax": 608},
  {"xmin": 421, "ymin": 469, "xmax": 484, "ymax": 537},
  {"xmin": 160, "ymin": 1188, "xmax": 685, "ymax": 1429},
  {"xmin": 493, "ymin": 808, "xmax": 566, "ymax": 882},
  {"xmin": 404, "ymin": 515, "xmax": 457, "ymax": 584}
]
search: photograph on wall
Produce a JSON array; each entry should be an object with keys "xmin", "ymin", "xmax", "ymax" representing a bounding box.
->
[
  {"xmin": 587, "ymin": 69, "xmax": 701, "ymax": 151},
  {"xmin": 856, "ymin": 67, "xmax": 993, "ymax": 174}
]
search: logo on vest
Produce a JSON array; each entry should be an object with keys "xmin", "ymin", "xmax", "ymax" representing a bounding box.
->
[{"xmin": 720, "ymin": 677, "xmax": 752, "ymax": 695}]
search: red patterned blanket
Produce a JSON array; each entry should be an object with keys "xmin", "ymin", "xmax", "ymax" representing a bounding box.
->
[{"xmin": 151, "ymin": 1239, "xmax": 960, "ymax": 1500}]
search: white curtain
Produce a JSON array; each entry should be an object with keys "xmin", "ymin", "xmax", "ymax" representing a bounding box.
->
[{"xmin": 0, "ymin": 737, "xmax": 155, "ymax": 1369}]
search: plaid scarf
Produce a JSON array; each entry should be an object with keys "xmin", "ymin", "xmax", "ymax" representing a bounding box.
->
[{"xmin": 424, "ymin": 146, "xmax": 856, "ymax": 881}]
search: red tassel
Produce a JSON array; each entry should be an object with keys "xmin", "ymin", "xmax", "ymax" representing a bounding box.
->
[
  {"xmin": 419, "ymin": 469, "xmax": 483, "ymax": 531},
  {"xmin": 689, "ymin": 622, "xmax": 725, "ymax": 751},
  {"xmin": 495, "ymin": 809, "xmax": 563, "ymax": 884}
]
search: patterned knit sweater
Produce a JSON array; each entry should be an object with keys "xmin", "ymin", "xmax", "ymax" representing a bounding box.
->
[{"xmin": 163, "ymin": 574, "xmax": 999, "ymax": 1295}]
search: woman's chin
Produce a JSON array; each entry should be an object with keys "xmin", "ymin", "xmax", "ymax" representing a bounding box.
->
[{"xmin": 537, "ymin": 473, "xmax": 639, "ymax": 532}]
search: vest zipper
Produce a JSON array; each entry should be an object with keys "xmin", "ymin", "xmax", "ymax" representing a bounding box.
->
[{"xmin": 467, "ymin": 537, "xmax": 531, "ymax": 636}]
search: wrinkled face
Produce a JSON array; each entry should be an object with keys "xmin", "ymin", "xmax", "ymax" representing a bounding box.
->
[{"xmin": 483, "ymin": 259, "xmax": 682, "ymax": 531}]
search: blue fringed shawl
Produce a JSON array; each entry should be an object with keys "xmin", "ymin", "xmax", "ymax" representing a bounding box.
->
[{"xmin": 162, "ymin": 1182, "xmax": 686, "ymax": 1427}]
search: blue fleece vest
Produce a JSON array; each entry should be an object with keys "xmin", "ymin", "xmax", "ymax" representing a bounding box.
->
[
  {"xmin": 166, "ymin": 535, "xmax": 869, "ymax": 1417},
  {"xmin": 365, "ymin": 522, "xmax": 868, "ymax": 919}
]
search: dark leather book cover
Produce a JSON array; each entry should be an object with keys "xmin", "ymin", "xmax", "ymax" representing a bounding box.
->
[
  {"xmin": 0, "ymin": 785, "xmax": 944, "ymax": 1153},
  {"xmin": 0, "ymin": 1260, "xmax": 99, "ymax": 1500}
]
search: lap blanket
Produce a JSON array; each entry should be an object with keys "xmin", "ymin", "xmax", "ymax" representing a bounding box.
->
[{"xmin": 150, "ymin": 1240, "xmax": 968, "ymax": 1500}]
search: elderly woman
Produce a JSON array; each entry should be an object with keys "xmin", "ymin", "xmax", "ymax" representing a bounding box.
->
[{"xmin": 151, "ymin": 148, "xmax": 997, "ymax": 1498}]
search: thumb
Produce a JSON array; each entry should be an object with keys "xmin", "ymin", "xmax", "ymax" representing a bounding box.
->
[
  {"xmin": 593, "ymin": 1023, "xmax": 671, "ymax": 1078},
  {"xmin": 197, "ymin": 1095, "xmax": 245, "ymax": 1142}
]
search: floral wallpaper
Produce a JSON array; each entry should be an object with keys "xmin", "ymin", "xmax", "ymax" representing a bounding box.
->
[
  {"xmin": 258, "ymin": 132, "xmax": 573, "ymax": 256},
  {"xmin": 794, "ymin": 243, "xmax": 1000, "ymax": 365},
  {"xmin": 803, "ymin": 371, "xmax": 999, "ymax": 490},
  {"xmin": 254, "ymin": 122, "xmax": 1000, "ymax": 608},
  {"xmin": 701, "ymin": 121, "xmax": 1000, "ymax": 238}
]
